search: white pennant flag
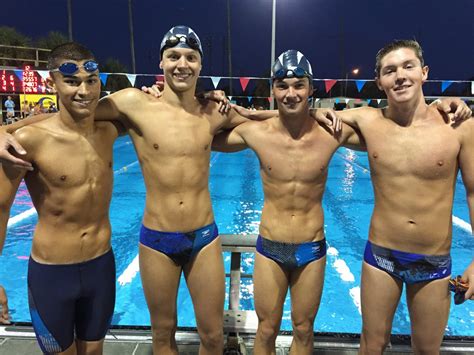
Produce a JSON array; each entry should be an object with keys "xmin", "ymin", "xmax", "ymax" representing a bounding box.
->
[
  {"xmin": 228, "ymin": 96, "xmax": 233, "ymax": 101},
  {"xmin": 345, "ymin": 99, "xmax": 350, "ymax": 104},
  {"xmin": 472, "ymin": 81, "xmax": 474, "ymax": 95},
  {"xmin": 105, "ymin": 91, "xmax": 111, "ymax": 95},
  {"xmin": 126, "ymin": 74, "xmax": 137, "ymax": 87},
  {"xmin": 37, "ymin": 70, "xmax": 50, "ymax": 81},
  {"xmin": 211, "ymin": 77, "xmax": 221, "ymax": 89},
  {"xmin": 315, "ymin": 98, "xmax": 320, "ymax": 102},
  {"xmin": 377, "ymin": 99, "xmax": 382, "ymax": 104}
]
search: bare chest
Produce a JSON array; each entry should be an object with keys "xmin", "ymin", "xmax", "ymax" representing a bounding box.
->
[
  {"xmin": 133, "ymin": 113, "xmax": 214, "ymax": 157},
  {"xmin": 365, "ymin": 123, "xmax": 460, "ymax": 178},
  {"xmin": 31, "ymin": 136, "xmax": 113, "ymax": 188},
  {"xmin": 254, "ymin": 134, "xmax": 337, "ymax": 182}
]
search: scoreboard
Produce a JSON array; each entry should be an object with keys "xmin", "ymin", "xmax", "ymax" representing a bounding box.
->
[{"xmin": 1, "ymin": 66, "xmax": 47, "ymax": 94}]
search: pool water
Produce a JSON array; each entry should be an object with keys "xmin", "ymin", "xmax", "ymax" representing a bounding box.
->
[{"xmin": 1, "ymin": 136, "xmax": 473, "ymax": 335}]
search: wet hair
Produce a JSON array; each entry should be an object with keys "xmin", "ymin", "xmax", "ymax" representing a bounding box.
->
[
  {"xmin": 47, "ymin": 42, "xmax": 96, "ymax": 70},
  {"xmin": 375, "ymin": 39, "xmax": 424, "ymax": 77}
]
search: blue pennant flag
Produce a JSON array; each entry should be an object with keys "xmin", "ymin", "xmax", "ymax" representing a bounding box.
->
[
  {"xmin": 355, "ymin": 80, "xmax": 367, "ymax": 92},
  {"xmin": 248, "ymin": 96, "xmax": 252, "ymax": 103},
  {"xmin": 441, "ymin": 81, "xmax": 453, "ymax": 93},
  {"xmin": 99, "ymin": 73, "xmax": 109, "ymax": 86},
  {"xmin": 335, "ymin": 98, "xmax": 340, "ymax": 104},
  {"xmin": 13, "ymin": 69, "xmax": 23, "ymax": 82}
]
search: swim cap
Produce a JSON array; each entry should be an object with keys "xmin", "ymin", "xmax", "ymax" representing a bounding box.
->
[
  {"xmin": 272, "ymin": 50, "xmax": 313, "ymax": 81},
  {"xmin": 160, "ymin": 25, "xmax": 203, "ymax": 59}
]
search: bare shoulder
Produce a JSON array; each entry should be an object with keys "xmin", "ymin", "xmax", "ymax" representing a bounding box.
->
[
  {"xmin": 349, "ymin": 106, "xmax": 380, "ymax": 120},
  {"xmin": 12, "ymin": 122, "xmax": 50, "ymax": 153},
  {"xmin": 455, "ymin": 116, "xmax": 474, "ymax": 136},
  {"xmin": 108, "ymin": 87, "xmax": 150, "ymax": 105}
]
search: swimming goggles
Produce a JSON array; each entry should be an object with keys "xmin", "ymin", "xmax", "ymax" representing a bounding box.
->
[
  {"xmin": 51, "ymin": 60, "xmax": 99, "ymax": 75},
  {"xmin": 449, "ymin": 275, "xmax": 469, "ymax": 305},
  {"xmin": 273, "ymin": 67, "xmax": 310, "ymax": 80},
  {"xmin": 164, "ymin": 35, "xmax": 201, "ymax": 52}
]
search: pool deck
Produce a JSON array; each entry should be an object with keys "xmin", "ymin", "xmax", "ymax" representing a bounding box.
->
[{"xmin": 2, "ymin": 324, "xmax": 474, "ymax": 355}]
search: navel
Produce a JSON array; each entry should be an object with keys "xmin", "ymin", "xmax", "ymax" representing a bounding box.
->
[
  {"xmin": 153, "ymin": 143, "xmax": 159, "ymax": 150},
  {"xmin": 437, "ymin": 160, "xmax": 444, "ymax": 167},
  {"xmin": 372, "ymin": 152, "xmax": 378, "ymax": 159},
  {"xmin": 204, "ymin": 144, "xmax": 209, "ymax": 150},
  {"xmin": 320, "ymin": 165, "xmax": 326, "ymax": 171},
  {"xmin": 60, "ymin": 175, "xmax": 67, "ymax": 181},
  {"xmin": 267, "ymin": 165, "xmax": 272, "ymax": 171}
]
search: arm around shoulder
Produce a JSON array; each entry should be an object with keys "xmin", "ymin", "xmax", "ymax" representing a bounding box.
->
[
  {"xmin": 96, "ymin": 88, "xmax": 145, "ymax": 123},
  {"xmin": 212, "ymin": 122, "xmax": 251, "ymax": 152}
]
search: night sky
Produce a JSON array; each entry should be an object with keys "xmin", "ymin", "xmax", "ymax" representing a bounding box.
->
[{"xmin": 2, "ymin": 0, "xmax": 473, "ymax": 81}]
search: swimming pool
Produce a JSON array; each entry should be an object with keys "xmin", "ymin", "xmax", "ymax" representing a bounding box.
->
[{"xmin": 1, "ymin": 136, "xmax": 473, "ymax": 335}]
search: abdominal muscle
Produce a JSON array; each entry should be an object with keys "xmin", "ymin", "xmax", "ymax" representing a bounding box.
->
[{"xmin": 259, "ymin": 201, "xmax": 325, "ymax": 243}]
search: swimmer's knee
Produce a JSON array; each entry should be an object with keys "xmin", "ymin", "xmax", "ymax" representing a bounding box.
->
[
  {"xmin": 257, "ymin": 320, "xmax": 280, "ymax": 343},
  {"xmin": 411, "ymin": 339, "xmax": 442, "ymax": 355},
  {"xmin": 198, "ymin": 328, "xmax": 224, "ymax": 350},
  {"xmin": 150, "ymin": 321, "xmax": 177, "ymax": 344},
  {"xmin": 360, "ymin": 328, "xmax": 390, "ymax": 353},
  {"xmin": 291, "ymin": 319, "xmax": 314, "ymax": 344}
]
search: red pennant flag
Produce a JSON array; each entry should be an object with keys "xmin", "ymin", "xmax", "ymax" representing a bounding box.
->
[
  {"xmin": 155, "ymin": 74, "xmax": 164, "ymax": 83},
  {"xmin": 267, "ymin": 97, "xmax": 273, "ymax": 103},
  {"xmin": 324, "ymin": 79, "xmax": 337, "ymax": 93},
  {"xmin": 240, "ymin": 77, "xmax": 250, "ymax": 92}
]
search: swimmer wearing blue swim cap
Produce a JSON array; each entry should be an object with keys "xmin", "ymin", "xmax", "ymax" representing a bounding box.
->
[
  {"xmin": 272, "ymin": 49, "xmax": 313, "ymax": 82},
  {"xmin": 160, "ymin": 25, "xmax": 203, "ymax": 59}
]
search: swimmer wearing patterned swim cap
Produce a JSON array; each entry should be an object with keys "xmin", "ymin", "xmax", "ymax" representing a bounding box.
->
[
  {"xmin": 271, "ymin": 49, "xmax": 313, "ymax": 82},
  {"xmin": 160, "ymin": 25, "xmax": 203, "ymax": 59}
]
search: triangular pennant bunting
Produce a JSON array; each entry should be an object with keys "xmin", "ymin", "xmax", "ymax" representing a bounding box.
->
[
  {"xmin": 367, "ymin": 99, "xmax": 372, "ymax": 105},
  {"xmin": 377, "ymin": 99, "xmax": 381, "ymax": 104},
  {"xmin": 99, "ymin": 73, "xmax": 108, "ymax": 85},
  {"xmin": 324, "ymin": 79, "xmax": 337, "ymax": 93},
  {"xmin": 335, "ymin": 98, "xmax": 340, "ymax": 104},
  {"xmin": 14, "ymin": 69, "xmax": 23, "ymax": 81},
  {"xmin": 155, "ymin": 74, "xmax": 164, "ymax": 83},
  {"xmin": 37, "ymin": 70, "xmax": 49, "ymax": 81},
  {"xmin": 247, "ymin": 96, "xmax": 252, "ymax": 103},
  {"xmin": 471, "ymin": 81, "xmax": 473, "ymax": 95},
  {"xmin": 228, "ymin": 96, "xmax": 233, "ymax": 101},
  {"xmin": 345, "ymin": 99, "xmax": 350, "ymax": 104},
  {"xmin": 355, "ymin": 80, "xmax": 367, "ymax": 92},
  {"xmin": 211, "ymin": 77, "xmax": 221, "ymax": 89},
  {"xmin": 441, "ymin": 81, "xmax": 453, "ymax": 93},
  {"xmin": 105, "ymin": 91, "xmax": 111, "ymax": 95},
  {"xmin": 126, "ymin": 74, "xmax": 137, "ymax": 87},
  {"xmin": 239, "ymin": 77, "xmax": 250, "ymax": 92},
  {"xmin": 267, "ymin": 97, "xmax": 273, "ymax": 103}
]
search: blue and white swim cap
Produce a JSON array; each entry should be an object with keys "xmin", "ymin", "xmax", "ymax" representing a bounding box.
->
[
  {"xmin": 272, "ymin": 50, "xmax": 313, "ymax": 81},
  {"xmin": 160, "ymin": 25, "xmax": 203, "ymax": 59}
]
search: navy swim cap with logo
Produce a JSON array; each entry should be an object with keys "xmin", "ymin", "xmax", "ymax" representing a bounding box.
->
[
  {"xmin": 160, "ymin": 25, "xmax": 203, "ymax": 59},
  {"xmin": 272, "ymin": 50, "xmax": 313, "ymax": 81}
]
